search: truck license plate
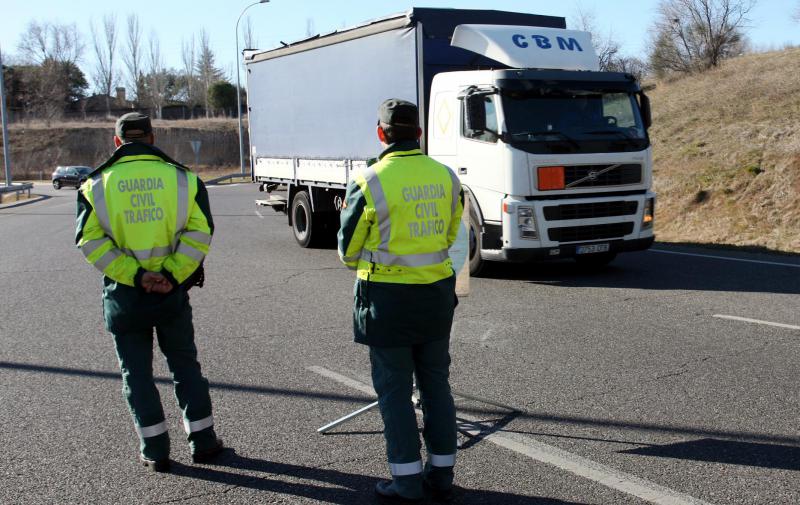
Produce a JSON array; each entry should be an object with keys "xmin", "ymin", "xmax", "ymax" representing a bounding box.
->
[{"xmin": 576, "ymin": 243, "xmax": 610, "ymax": 255}]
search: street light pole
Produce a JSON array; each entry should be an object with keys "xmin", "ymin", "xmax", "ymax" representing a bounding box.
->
[
  {"xmin": 0, "ymin": 46, "xmax": 12, "ymax": 187},
  {"xmin": 236, "ymin": 0, "xmax": 268, "ymax": 177}
]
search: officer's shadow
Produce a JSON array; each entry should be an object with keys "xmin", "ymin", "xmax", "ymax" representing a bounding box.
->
[{"xmin": 170, "ymin": 450, "xmax": 590, "ymax": 504}]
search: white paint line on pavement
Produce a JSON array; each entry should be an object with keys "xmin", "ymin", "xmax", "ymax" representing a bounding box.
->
[
  {"xmin": 649, "ymin": 249, "xmax": 800, "ymax": 269},
  {"xmin": 254, "ymin": 210, "xmax": 264, "ymax": 219},
  {"xmin": 713, "ymin": 314, "xmax": 800, "ymax": 331},
  {"xmin": 307, "ymin": 366, "xmax": 716, "ymax": 505},
  {"xmin": 307, "ymin": 366, "xmax": 376, "ymax": 396}
]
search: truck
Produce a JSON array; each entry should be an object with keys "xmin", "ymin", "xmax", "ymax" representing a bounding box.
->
[{"xmin": 246, "ymin": 8, "xmax": 655, "ymax": 274}]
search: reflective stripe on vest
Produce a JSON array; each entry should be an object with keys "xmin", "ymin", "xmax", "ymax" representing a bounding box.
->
[
  {"xmin": 173, "ymin": 170, "xmax": 190, "ymax": 250},
  {"xmin": 183, "ymin": 414, "xmax": 214, "ymax": 434},
  {"xmin": 362, "ymin": 165, "xmax": 392, "ymax": 253},
  {"xmin": 181, "ymin": 230, "xmax": 212, "ymax": 246},
  {"xmin": 80, "ymin": 237, "xmax": 111, "ymax": 258},
  {"xmin": 123, "ymin": 245, "xmax": 173, "ymax": 261},
  {"xmin": 90, "ymin": 175, "xmax": 114, "ymax": 237},
  {"xmin": 175, "ymin": 241, "xmax": 206, "ymax": 262},
  {"xmin": 444, "ymin": 167, "xmax": 460, "ymax": 215},
  {"xmin": 361, "ymin": 248, "xmax": 450, "ymax": 267},
  {"xmin": 95, "ymin": 248, "xmax": 122, "ymax": 271}
]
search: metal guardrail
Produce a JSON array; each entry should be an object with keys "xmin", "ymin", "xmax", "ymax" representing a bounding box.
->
[
  {"xmin": 0, "ymin": 183, "xmax": 34, "ymax": 203},
  {"xmin": 205, "ymin": 173, "xmax": 246, "ymax": 185}
]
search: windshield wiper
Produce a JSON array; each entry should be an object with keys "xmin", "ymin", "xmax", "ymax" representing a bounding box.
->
[
  {"xmin": 510, "ymin": 130, "xmax": 580, "ymax": 149},
  {"xmin": 583, "ymin": 129, "xmax": 635, "ymax": 139}
]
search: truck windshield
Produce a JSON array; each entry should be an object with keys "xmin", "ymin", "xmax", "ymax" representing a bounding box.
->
[{"xmin": 500, "ymin": 85, "xmax": 648, "ymax": 154}]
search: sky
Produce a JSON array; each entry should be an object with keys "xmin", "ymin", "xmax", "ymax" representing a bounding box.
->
[{"xmin": 1, "ymin": 0, "xmax": 798, "ymax": 90}]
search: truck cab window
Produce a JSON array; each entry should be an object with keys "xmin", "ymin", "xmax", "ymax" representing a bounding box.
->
[{"xmin": 462, "ymin": 96, "xmax": 499, "ymax": 143}]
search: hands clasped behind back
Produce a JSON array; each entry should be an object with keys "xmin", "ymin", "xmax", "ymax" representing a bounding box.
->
[{"xmin": 141, "ymin": 271, "xmax": 174, "ymax": 294}]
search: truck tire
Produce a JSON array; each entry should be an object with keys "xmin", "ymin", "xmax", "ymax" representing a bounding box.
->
[
  {"xmin": 574, "ymin": 252, "xmax": 617, "ymax": 269},
  {"xmin": 291, "ymin": 190, "xmax": 317, "ymax": 248},
  {"xmin": 468, "ymin": 203, "xmax": 484, "ymax": 276}
]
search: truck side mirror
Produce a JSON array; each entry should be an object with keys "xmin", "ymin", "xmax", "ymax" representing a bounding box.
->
[
  {"xmin": 464, "ymin": 95, "xmax": 487, "ymax": 133},
  {"xmin": 639, "ymin": 93, "xmax": 652, "ymax": 130}
]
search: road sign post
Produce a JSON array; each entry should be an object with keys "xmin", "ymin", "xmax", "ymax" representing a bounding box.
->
[
  {"xmin": 189, "ymin": 140, "xmax": 202, "ymax": 168},
  {"xmin": 0, "ymin": 47, "xmax": 12, "ymax": 187}
]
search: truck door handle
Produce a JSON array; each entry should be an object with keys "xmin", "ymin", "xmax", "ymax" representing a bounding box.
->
[{"xmin": 458, "ymin": 167, "xmax": 467, "ymax": 175}]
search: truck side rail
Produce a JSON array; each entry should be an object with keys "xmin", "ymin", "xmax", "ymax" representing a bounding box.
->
[{"xmin": 253, "ymin": 157, "xmax": 369, "ymax": 189}]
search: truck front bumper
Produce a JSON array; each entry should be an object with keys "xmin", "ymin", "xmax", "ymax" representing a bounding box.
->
[{"xmin": 488, "ymin": 236, "xmax": 655, "ymax": 262}]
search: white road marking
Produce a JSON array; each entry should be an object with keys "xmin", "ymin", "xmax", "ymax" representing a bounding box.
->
[
  {"xmin": 649, "ymin": 249, "xmax": 800, "ymax": 269},
  {"xmin": 713, "ymin": 314, "xmax": 800, "ymax": 331},
  {"xmin": 307, "ymin": 366, "xmax": 715, "ymax": 505},
  {"xmin": 254, "ymin": 210, "xmax": 264, "ymax": 219}
]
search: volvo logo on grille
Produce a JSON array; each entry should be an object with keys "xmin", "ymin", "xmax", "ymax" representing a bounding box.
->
[{"xmin": 566, "ymin": 164, "xmax": 622, "ymax": 188}]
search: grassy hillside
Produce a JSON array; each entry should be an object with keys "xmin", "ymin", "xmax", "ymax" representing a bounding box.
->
[{"xmin": 649, "ymin": 48, "xmax": 800, "ymax": 253}]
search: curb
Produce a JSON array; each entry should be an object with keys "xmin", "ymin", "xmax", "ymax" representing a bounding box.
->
[{"xmin": 0, "ymin": 194, "xmax": 48, "ymax": 210}]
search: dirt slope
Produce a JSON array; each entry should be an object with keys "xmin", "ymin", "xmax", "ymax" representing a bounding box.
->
[
  {"xmin": 649, "ymin": 48, "xmax": 800, "ymax": 252},
  {"xmin": 0, "ymin": 119, "xmax": 242, "ymax": 179}
]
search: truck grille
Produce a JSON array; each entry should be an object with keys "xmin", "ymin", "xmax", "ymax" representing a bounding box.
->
[
  {"xmin": 565, "ymin": 164, "xmax": 642, "ymax": 188},
  {"xmin": 548, "ymin": 222, "xmax": 634, "ymax": 242},
  {"xmin": 543, "ymin": 201, "xmax": 638, "ymax": 221}
]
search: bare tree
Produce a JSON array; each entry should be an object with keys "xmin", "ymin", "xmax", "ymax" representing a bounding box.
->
[
  {"xmin": 793, "ymin": 1, "xmax": 800, "ymax": 22},
  {"xmin": 15, "ymin": 21, "xmax": 87, "ymax": 121},
  {"xmin": 181, "ymin": 36, "xmax": 199, "ymax": 118},
  {"xmin": 18, "ymin": 21, "xmax": 83, "ymax": 65},
  {"xmin": 90, "ymin": 14, "xmax": 118, "ymax": 115},
  {"xmin": 306, "ymin": 18, "xmax": 315, "ymax": 38},
  {"xmin": 123, "ymin": 14, "xmax": 143, "ymax": 103},
  {"xmin": 196, "ymin": 29, "xmax": 222, "ymax": 118},
  {"xmin": 649, "ymin": 0, "xmax": 756, "ymax": 78},
  {"xmin": 570, "ymin": 5, "xmax": 620, "ymax": 71},
  {"xmin": 146, "ymin": 31, "xmax": 168, "ymax": 119},
  {"xmin": 243, "ymin": 17, "xmax": 258, "ymax": 50}
]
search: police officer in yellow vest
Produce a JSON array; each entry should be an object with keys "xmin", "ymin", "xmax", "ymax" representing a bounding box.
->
[
  {"xmin": 338, "ymin": 99, "xmax": 464, "ymax": 503},
  {"xmin": 76, "ymin": 113, "xmax": 223, "ymax": 472}
]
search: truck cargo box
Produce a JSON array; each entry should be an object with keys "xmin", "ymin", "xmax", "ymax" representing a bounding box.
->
[{"xmin": 245, "ymin": 8, "xmax": 565, "ymax": 162}]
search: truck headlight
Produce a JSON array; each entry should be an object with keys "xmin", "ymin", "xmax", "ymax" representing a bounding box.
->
[
  {"xmin": 642, "ymin": 198, "xmax": 655, "ymax": 229},
  {"xmin": 518, "ymin": 206, "xmax": 538, "ymax": 239}
]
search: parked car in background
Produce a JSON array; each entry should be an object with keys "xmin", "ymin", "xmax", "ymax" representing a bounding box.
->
[{"xmin": 52, "ymin": 166, "xmax": 92, "ymax": 189}]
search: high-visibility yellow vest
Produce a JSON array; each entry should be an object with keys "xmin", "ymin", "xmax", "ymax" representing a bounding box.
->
[
  {"xmin": 338, "ymin": 146, "xmax": 464, "ymax": 285},
  {"xmin": 76, "ymin": 143, "xmax": 212, "ymax": 287}
]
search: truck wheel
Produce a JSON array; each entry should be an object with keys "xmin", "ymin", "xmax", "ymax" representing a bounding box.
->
[
  {"xmin": 291, "ymin": 191, "xmax": 316, "ymax": 248},
  {"xmin": 468, "ymin": 204, "xmax": 484, "ymax": 276},
  {"xmin": 574, "ymin": 252, "xmax": 617, "ymax": 269}
]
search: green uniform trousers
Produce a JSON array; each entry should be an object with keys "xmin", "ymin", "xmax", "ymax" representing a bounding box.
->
[
  {"xmin": 369, "ymin": 337, "xmax": 457, "ymax": 499},
  {"xmin": 111, "ymin": 299, "xmax": 217, "ymax": 460}
]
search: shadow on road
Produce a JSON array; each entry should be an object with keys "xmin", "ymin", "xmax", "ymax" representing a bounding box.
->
[
  {"xmin": 172, "ymin": 451, "xmax": 591, "ymax": 504},
  {"xmin": 620, "ymin": 438, "xmax": 800, "ymax": 471},
  {"xmin": 476, "ymin": 245, "xmax": 800, "ymax": 295},
  {"xmin": 3, "ymin": 360, "xmax": 799, "ymax": 458},
  {"xmin": 0, "ymin": 360, "xmax": 372, "ymax": 405}
]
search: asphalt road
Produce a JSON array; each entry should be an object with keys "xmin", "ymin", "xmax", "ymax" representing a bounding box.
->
[{"xmin": 1, "ymin": 182, "xmax": 798, "ymax": 505}]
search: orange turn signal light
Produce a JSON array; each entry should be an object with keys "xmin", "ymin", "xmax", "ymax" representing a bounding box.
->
[{"xmin": 538, "ymin": 166, "xmax": 565, "ymax": 191}]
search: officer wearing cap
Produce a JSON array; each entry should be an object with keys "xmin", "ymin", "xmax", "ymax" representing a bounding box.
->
[
  {"xmin": 75, "ymin": 112, "xmax": 223, "ymax": 472},
  {"xmin": 338, "ymin": 99, "xmax": 464, "ymax": 503}
]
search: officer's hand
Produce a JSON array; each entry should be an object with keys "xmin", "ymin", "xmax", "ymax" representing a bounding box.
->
[{"xmin": 142, "ymin": 271, "xmax": 173, "ymax": 294}]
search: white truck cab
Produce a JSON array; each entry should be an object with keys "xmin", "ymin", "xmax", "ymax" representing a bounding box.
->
[{"xmin": 429, "ymin": 26, "xmax": 655, "ymax": 272}]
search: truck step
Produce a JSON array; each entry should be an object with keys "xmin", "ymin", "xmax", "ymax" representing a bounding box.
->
[{"xmin": 255, "ymin": 196, "xmax": 288, "ymax": 212}]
